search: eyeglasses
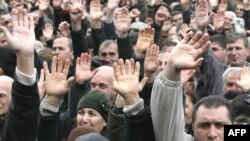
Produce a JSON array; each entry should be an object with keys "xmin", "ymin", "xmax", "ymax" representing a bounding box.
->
[
  {"xmin": 100, "ymin": 52, "xmax": 116, "ymax": 57},
  {"xmin": 244, "ymin": 94, "xmax": 250, "ymax": 105}
]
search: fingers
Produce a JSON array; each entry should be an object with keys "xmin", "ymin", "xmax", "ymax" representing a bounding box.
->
[
  {"xmin": 118, "ymin": 59, "xmax": 126, "ymax": 75},
  {"xmin": 67, "ymin": 76, "xmax": 75, "ymax": 88},
  {"xmin": 196, "ymin": 40, "xmax": 211, "ymax": 56},
  {"xmin": 62, "ymin": 58, "xmax": 71, "ymax": 75},
  {"xmin": 51, "ymin": 56, "xmax": 57, "ymax": 73},
  {"xmin": 187, "ymin": 31, "xmax": 202, "ymax": 45},
  {"xmin": 193, "ymin": 33, "xmax": 209, "ymax": 49},
  {"xmin": 180, "ymin": 31, "xmax": 194, "ymax": 44},
  {"xmin": 125, "ymin": 59, "xmax": 132, "ymax": 75},
  {"xmin": 39, "ymin": 69, "xmax": 45, "ymax": 82},
  {"xmin": 138, "ymin": 77, "xmax": 148, "ymax": 92},
  {"xmin": 43, "ymin": 61, "xmax": 50, "ymax": 77},
  {"xmin": 11, "ymin": 8, "xmax": 18, "ymax": 27}
]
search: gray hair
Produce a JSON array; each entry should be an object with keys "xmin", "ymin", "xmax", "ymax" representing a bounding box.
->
[
  {"xmin": 98, "ymin": 40, "xmax": 117, "ymax": 55},
  {"xmin": 222, "ymin": 67, "xmax": 242, "ymax": 86}
]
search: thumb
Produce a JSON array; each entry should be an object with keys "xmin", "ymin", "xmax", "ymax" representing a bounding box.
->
[
  {"xmin": 190, "ymin": 58, "xmax": 204, "ymax": 68},
  {"xmin": 0, "ymin": 26, "xmax": 12, "ymax": 43},
  {"xmin": 138, "ymin": 77, "xmax": 148, "ymax": 92},
  {"xmin": 67, "ymin": 76, "xmax": 75, "ymax": 88}
]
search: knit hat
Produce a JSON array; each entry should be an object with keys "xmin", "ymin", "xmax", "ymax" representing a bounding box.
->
[{"xmin": 77, "ymin": 90, "xmax": 110, "ymax": 122}]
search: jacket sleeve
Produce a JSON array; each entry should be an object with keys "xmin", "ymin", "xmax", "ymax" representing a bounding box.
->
[
  {"xmin": 68, "ymin": 81, "xmax": 90, "ymax": 118},
  {"xmin": 117, "ymin": 36, "xmax": 133, "ymax": 60},
  {"xmin": 106, "ymin": 107, "xmax": 125, "ymax": 141},
  {"xmin": 150, "ymin": 72, "xmax": 192, "ymax": 141},
  {"xmin": 71, "ymin": 29, "xmax": 89, "ymax": 59},
  {"xmin": 103, "ymin": 22, "xmax": 117, "ymax": 40},
  {"xmin": 3, "ymin": 75, "xmax": 40, "ymax": 141},
  {"xmin": 125, "ymin": 107, "xmax": 155, "ymax": 141},
  {"xmin": 197, "ymin": 48, "xmax": 226, "ymax": 98},
  {"xmin": 91, "ymin": 28, "xmax": 107, "ymax": 56}
]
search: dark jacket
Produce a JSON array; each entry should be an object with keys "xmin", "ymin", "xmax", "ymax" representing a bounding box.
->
[{"xmin": 2, "ymin": 79, "xmax": 40, "ymax": 141}]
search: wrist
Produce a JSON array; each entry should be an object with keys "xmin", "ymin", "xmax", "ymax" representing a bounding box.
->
[
  {"xmin": 124, "ymin": 94, "xmax": 141, "ymax": 105},
  {"xmin": 45, "ymin": 95, "xmax": 61, "ymax": 107},
  {"xmin": 116, "ymin": 31, "xmax": 128, "ymax": 38}
]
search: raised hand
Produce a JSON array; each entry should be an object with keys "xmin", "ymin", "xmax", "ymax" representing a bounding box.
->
[
  {"xmin": 58, "ymin": 21, "xmax": 70, "ymax": 37},
  {"xmin": 70, "ymin": 0, "xmax": 84, "ymax": 31},
  {"xmin": 217, "ymin": 0, "xmax": 228, "ymax": 12},
  {"xmin": 43, "ymin": 23, "xmax": 54, "ymax": 40},
  {"xmin": 39, "ymin": 0, "xmax": 50, "ymax": 11},
  {"xmin": 180, "ymin": 69, "xmax": 196, "ymax": 86},
  {"xmin": 195, "ymin": 0, "xmax": 209, "ymax": 30},
  {"xmin": 38, "ymin": 69, "xmax": 46, "ymax": 100},
  {"xmin": 0, "ymin": 8, "xmax": 35, "ymax": 75},
  {"xmin": 213, "ymin": 11, "xmax": 224, "ymax": 32},
  {"xmin": 134, "ymin": 27, "xmax": 155, "ymax": 57},
  {"xmin": 112, "ymin": 59, "xmax": 147, "ymax": 105},
  {"xmin": 107, "ymin": 0, "xmax": 119, "ymax": 10},
  {"xmin": 52, "ymin": 0, "xmax": 62, "ymax": 8},
  {"xmin": 0, "ymin": 8, "xmax": 35, "ymax": 54},
  {"xmin": 236, "ymin": 67, "xmax": 250, "ymax": 92},
  {"xmin": 90, "ymin": 0, "xmax": 103, "ymax": 20},
  {"xmin": 43, "ymin": 56, "xmax": 74, "ymax": 97},
  {"xmin": 144, "ymin": 44, "xmax": 159, "ymax": 74},
  {"xmin": 75, "ymin": 53, "xmax": 98, "ymax": 85},
  {"xmin": 114, "ymin": 7, "xmax": 131, "ymax": 37},
  {"xmin": 179, "ymin": 23, "xmax": 191, "ymax": 39},
  {"xmin": 164, "ymin": 31, "xmax": 210, "ymax": 81},
  {"xmin": 129, "ymin": 8, "xmax": 141, "ymax": 19}
]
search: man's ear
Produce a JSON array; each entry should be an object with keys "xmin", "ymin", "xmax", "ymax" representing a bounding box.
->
[{"xmin": 0, "ymin": 68, "xmax": 4, "ymax": 75}]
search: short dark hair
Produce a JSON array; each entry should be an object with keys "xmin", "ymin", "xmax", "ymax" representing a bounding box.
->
[
  {"xmin": 160, "ymin": 39, "xmax": 177, "ymax": 50},
  {"xmin": 192, "ymin": 96, "xmax": 234, "ymax": 124},
  {"xmin": 209, "ymin": 34, "xmax": 226, "ymax": 49},
  {"xmin": 172, "ymin": 11, "xmax": 183, "ymax": 17},
  {"xmin": 225, "ymin": 33, "xmax": 248, "ymax": 48}
]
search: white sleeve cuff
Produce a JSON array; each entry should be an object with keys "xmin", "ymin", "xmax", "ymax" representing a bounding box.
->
[
  {"xmin": 40, "ymin": 98, "xmax": 60, "ymax": 116},
  {"xmin": 123, "ymin": 98, "xmax": 144, "ymax": 117},
  {"xmin": 15, "ymin": 68, "xmax": 37, "ymax": 86}
]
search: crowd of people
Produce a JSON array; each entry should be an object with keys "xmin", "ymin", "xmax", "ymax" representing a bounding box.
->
[{"xmin": 0, "ymin": 0, "xmax": 250, "ymax": 140}]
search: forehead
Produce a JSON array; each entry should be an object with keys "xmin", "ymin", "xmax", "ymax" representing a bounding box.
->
[
  {"xmin": 100, "ymin": 43, "xmax": 117, "ymax": 52},
  {"xmin": 226, "ymin": 39, "xmax": 245, "ymax": 48},
  {"xmin": 211, "ymin": 42, "xmax": 223, "ymax": 49},
  {"xmin": 225, "ymin": 72, "xmax": 240, "ymax": 81},
  {"xmin": 53, "ymin": 38, "xmax": 70, "ymax": 48},
  {"xmin": 91, "ymin": 71, "xmax": 112, "ymax": 84},
  {"xmin": 195, "ymin": 106, "xmax": 231, "ymax": 124},
  {"xmin": 159, "ymin": 52, "xmax": 170, "ymax": 61}
]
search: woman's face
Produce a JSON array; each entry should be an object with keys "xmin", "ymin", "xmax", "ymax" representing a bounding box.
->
[{"xmin": 77, "ymin": 108, "xmax": 107, "ymax": 133}]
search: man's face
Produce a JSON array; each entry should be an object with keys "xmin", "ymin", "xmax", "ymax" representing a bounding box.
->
[
  {"xmin": 0, "ymin": 13, "xmax": 12, "ymax": 31},
  {"xmin": 52, "ymin": 37, "xmax": 73, "ymax": 60},
  {"xmin": 172, "ymin": 14, "xmax": 183, "ymax": 25},
  {"xmin": 90, "ymin": 70, "xmax": 116, "ymax": 101},
  {"xmin": 99, "ymin": 43, "xmax": 119, "ymax": 66},
  {"xmin": 193, "ymin": 106, "xmax": 232, "ymax": 141},
  {"xmin": 155, "ymin": 6, "xmax": 171, "ymax": 22},
  {"xmin": 223, "ymin": 72, "xmax": 243, "ymax": 93},
  {"xmin": 224, "ymin": 13, "xmax": 234, "ymax": 30},
  {"xmin": 235, "ymin": 4, "xmax": 244, "ymax": 17},
  {"xmin": 157, "ymin": 52, "xmax": 170, "ymax": 73},
  {"xmin": 211, "ymin": 42, "xmax": 226, "ymax": 64},
  {"xmin": 226, "ymin": 39, "xmax": 248, "ymax": 67},
  {"xmin": 0, "ymin": 77, "xmax": 13, "ymax": 117}
]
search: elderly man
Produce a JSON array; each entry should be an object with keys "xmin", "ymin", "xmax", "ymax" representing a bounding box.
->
[{"xmin": 98, "ymin": 40, "xmax": 119, "ymax": 66}]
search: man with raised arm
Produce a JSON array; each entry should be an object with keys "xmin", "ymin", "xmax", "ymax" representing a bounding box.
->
[
  {"xmin": 0, "ymin": 7, "xmax": 40, "ymax": 141},
  {"xmin": 151, "ymin": 31, "xmax": 233, "ymax": 141}
]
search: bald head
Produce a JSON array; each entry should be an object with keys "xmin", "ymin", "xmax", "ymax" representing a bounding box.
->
[
  {"xmin": 0, "ymin": 75, "xmax": 13, "ymax": 117},
  {"xmin": 90, "ymin": 66, "xmax": 116, "ymax": 101}
]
